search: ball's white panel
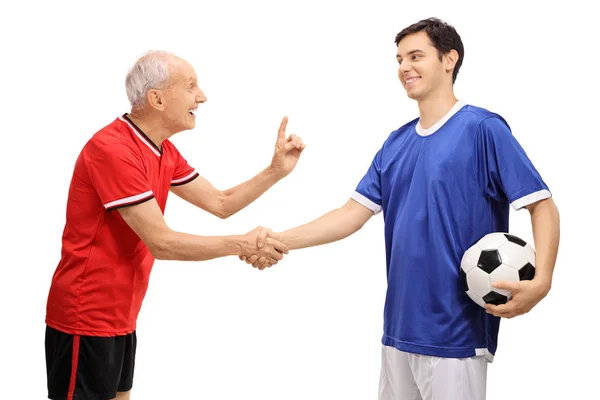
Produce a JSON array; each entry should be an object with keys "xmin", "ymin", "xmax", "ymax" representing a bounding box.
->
[
  {"xmin": 477, "ymin": 232, "xmax": 508, "ymax": 251},
  {"xmin": 466, "ymin": 267, "xmax": 491, "ymax": 298},
  {"xmin": 460, "ymin": 244, "xmax": 482, "ymax": 273},
  {"xmin": 497, "ymin": 241, "xmax": 529, "ymax": 269},
  {"xmin": 489, "ymin": 264, "xmax": 519, "ymax": 296},
  {"xmin": 466, "ymin": 290, "xmax": 486, "ymax": 308}
]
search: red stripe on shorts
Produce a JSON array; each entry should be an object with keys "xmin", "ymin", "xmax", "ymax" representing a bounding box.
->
[{"xmin": 67, "ymin": 335, "xmax": 81, "ymax": 400}]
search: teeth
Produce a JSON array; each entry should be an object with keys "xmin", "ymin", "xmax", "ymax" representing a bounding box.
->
[{"xmin": 406, "ymin": 77, "xmax": 420, "ymax": 83}]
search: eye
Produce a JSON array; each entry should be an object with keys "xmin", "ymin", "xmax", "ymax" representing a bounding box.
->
[{"xmin": 412, "ymin": 55, "xmax": 421, "ymax": 60}]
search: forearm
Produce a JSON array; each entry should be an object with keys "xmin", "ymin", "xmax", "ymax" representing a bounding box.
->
[
  {"xmin": 221, "ymin": 166, "xmax": 281, "ymax": 217},
  {"xmin": 280, "ymin": 201, "xmax": 371, "ymax": 250},
  {"xmin": 153, "ymin": 230, "xmax": 243, "ymax": 261},
  {"xmin": 529, "ymin": 199, "xmax": 560, "ymax": 290}
]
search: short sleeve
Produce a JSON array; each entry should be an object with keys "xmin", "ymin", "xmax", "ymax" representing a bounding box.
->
[
  {"xmin": 352, "ymin": 147, "xmax": 383, "ymax": 214},
  {"xmin": 169, "ymin": 145, "xmax": 199, "ymax": 187},
  {"xmin": 474, "ymin": 116, "xmax": 551, "ymax": 210},
  {"xmin": 86, "ymin": 144, "xmax": 154, "ymax": 211}
]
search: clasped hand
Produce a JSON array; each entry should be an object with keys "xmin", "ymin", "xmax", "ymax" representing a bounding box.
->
[{"xmin": 240, "ymin": 227, "xmax": 285, "ymax": 270}]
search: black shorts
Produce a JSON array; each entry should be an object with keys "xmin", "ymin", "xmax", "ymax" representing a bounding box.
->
[{"xmin": 45, "ymin": 325, "xmax": 137, "ymax": 400}]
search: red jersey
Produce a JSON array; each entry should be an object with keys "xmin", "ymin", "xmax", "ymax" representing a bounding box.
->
[{"xmin": 46, "ymin": 114, "xmax": 199, "ymax": 336}]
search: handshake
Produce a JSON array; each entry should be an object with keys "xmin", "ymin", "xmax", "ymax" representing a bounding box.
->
[{"xmin": 238, "ymin": 226, "xmax": 288, "ymax": 270}]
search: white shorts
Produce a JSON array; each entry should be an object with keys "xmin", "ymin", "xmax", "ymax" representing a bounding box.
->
[{"xmin": 378, "ymin": 345, "xmax": 488, "ymax": 400}]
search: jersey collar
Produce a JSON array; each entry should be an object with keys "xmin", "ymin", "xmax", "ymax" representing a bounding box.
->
[
  {"xmin": 118, "ymin": 114, "xmax": 162, "ymax": 157},
  {"xmin": 415, "ymin": 100, "xmax": 466, "ymax": 137}
]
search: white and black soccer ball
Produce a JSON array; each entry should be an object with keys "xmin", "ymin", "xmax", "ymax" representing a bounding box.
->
[{"xmin": 460, "ymin": 232, "xmax": 536, "ymax": 308}]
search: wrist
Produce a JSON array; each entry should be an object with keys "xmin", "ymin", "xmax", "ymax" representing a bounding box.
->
[
  {"xmin": 230, "ymin": 235, "xmax": 248, "ymax": 256},
  {"xmin": 265, "ymin": 164, "xmax": 286, "ymax": 181},
  {"xmin": 278, "ymin": 231, "xmax": 295, "ymax": 251}
]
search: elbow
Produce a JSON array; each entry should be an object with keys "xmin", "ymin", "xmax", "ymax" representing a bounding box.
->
[
  {"xmin": 215, "ymin": 209, "xmax": 232, "ymax": 219},
  {"xmin": 214, "ymin": 192, "xmax": 233, "ymax": 219},
  {"xmin": 147, "ymin": 232, "xmax": 173, "ymax": 260},
  {"xmin": 149, "ymin": 242, "xmax": 169, "ymax": 260}
]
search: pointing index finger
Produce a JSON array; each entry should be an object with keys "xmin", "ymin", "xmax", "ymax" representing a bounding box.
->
[{"xmin": 278, "ymin": 116, "xmax": 288, "ymax": 141}]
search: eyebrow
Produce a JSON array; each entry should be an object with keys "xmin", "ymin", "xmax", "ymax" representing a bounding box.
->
[{"xmin": 396, "ymin": 49, "xmax": 424, "ymax": 58}]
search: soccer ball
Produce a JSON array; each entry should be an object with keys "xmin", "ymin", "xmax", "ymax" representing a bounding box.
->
[{"xmin": 460, "ymin": 232, "xmax": 536, "ymax": 308}]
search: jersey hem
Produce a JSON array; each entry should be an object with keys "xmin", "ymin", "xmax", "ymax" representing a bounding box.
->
[
  {"xmin": 46, "ymin": 320, "xmax": 136, "ymax": 337},
  {"xmin": 382, "ymin": 335, "xmax": 494, "ymax": 363}
]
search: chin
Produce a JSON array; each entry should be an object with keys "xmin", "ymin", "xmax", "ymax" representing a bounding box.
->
[
  {"xmin": 405, "ymin": 91, "xmax": 418, "ymax": 100},
  {"xmin": 406, "ymin": 89, "xmax": 425, "ymax": 101},
  {"xmin": 183, "ymin": 117, "xmax": 196, "ymax": 130}
]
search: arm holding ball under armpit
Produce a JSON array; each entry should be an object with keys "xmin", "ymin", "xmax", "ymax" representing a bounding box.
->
[{"xmin": 486, "ymin": 197, "xmax": 560, "ymax": 318}]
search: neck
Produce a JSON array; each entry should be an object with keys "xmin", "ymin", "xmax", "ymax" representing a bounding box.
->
[
  {"xmin": 126, "ymin": 110, "xmax": 172, "ymax": 148},
  {"xmin": 417, "ymin": 89, "xmax": 459, "ymax": 130}
]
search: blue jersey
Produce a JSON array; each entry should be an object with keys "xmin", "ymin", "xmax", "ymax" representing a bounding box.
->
[{"xmin": 352, "ymin": 101, "xmax": 550, "ymax": 361}]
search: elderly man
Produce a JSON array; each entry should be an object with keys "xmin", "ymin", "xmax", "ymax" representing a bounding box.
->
[{"xmin": 44, "ymin": 50, "xmax": 304, "ymax": 400}]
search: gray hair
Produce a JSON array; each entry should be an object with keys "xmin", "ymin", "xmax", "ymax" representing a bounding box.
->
[{"xmin": 125, "ymin": 50, "xmax": 175, "ymax": 110}]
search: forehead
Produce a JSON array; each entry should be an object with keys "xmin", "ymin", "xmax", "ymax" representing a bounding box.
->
[
  {"xmin": 169, "ymin": 59, "xmax": 198, "ymax": 83},
  {"xmin": 396, "ymin": 31, "xmax": 436, "ymax": 56}
]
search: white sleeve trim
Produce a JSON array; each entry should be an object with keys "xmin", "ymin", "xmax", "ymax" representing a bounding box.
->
[
  {"xmin": 104, "ymin": 190, "xmax": 154, "ymax": 209},
  {"xmin": 351, "ymin": 191, "xmax": 382, "ymax": 214},
  {"xmin": 511, "ymin": 189, "xmax": 552, "ymax": 210},
  {"xmin": 171, "ymin": 170, "xmax": 198, "ymax": 184}
]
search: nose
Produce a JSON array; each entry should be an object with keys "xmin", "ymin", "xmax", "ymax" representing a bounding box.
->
[
  {"xmin": 196, "ymin": 89, "xmax": 207, "ymax": 103},
  {"xmin": 399, "ymin": 61, "xmax": 412, "ymax": 75}
]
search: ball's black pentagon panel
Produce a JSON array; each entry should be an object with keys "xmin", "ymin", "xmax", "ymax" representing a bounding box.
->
[
  {"xmin": 504, "ymin": 233, "xmax": 527, "ymax": 247},
  {"xmin": 477, "ymin": 249, "xmax": 502, "ymax": 273},
  {"xmin": 483, "ymin": 291, "xmax": 508, "ymax": 305},
  {"xmin": 460, "ymin": 268, "xmax": 469, "ymax": 291},
  {"xmin": 519, "ymin": 262, "xmax": 536, "ymax": 281}
]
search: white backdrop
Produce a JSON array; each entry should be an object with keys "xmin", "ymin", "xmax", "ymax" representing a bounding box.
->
[{"xmin": 1, "ymin": 0, "xmax": 598, "ymax": 399}]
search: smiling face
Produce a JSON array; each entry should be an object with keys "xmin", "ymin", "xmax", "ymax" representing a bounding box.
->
[
  {"xmin": 160, "ymin": 58, "xmax": 207, "ymax": 132},
  {"xmin": 396, "ymin": 31, "xmax": 456, "ymax": 102}
]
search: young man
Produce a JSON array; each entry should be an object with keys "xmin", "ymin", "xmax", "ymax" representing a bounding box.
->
[
  {"xmin": 45, "ymin": 51, "xmax": 304, "ymax": 400},
  {"xmin": 242, "ymin": 18, "xmax": 559, "ymax": 399}
]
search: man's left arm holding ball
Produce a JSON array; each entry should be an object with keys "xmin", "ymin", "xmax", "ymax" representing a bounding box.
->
[
  {"xmin": 486, "ymin": 198, "xmax": 560, "ymax": 318},
  {"xmin": 476, "ymin": 117, "xmax": 560, "ymax": 318}
]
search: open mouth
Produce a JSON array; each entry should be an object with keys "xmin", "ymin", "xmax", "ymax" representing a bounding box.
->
[
  {"xmin": 189, "ymin": 108, "xmax": 197, "ymax": 117},
  {"xmin": 405, "ymin": 76, "xmax": 421, "ymax": 86}
]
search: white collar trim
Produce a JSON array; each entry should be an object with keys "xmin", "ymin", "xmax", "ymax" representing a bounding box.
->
[{"xmin": 415, "ymin": 100, "xmax": 466, "ymax": 137}]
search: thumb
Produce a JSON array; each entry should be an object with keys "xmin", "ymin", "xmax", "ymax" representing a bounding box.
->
[
  {"xmin": 266, "ymin": 229, "xmax": 280, "ymax": 241},
  {"xmin": 491, "ymin": 280, "xmax": 519, "ymax": 291},
  {"xmin": 257, "ymin": 227, "xmax": 268, "ymax": 248}
]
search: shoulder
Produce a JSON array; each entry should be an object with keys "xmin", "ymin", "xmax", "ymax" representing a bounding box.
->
[
  {"xmin": 382, "ymin": 116, "xmax": 419, "ymax": 148},
  {"xmin": 83, "ymin": 118, "xmax": 141, "ymax": 164},
  {"xmin": 86, "ymin": 118, "xmax": 138, "ymax": 155},
  {"xmin": 459, "ymin": 104, "xmax": 510, "ymax": 129}
]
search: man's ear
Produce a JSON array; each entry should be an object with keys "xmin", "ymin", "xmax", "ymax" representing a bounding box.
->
[
  {"xmin": 147, "ymin": 89, "xmax": 165, "ymax": 111},
  {"xmin": 445, "ymin": 49, "xmax": 459, "ymax": 73}
]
